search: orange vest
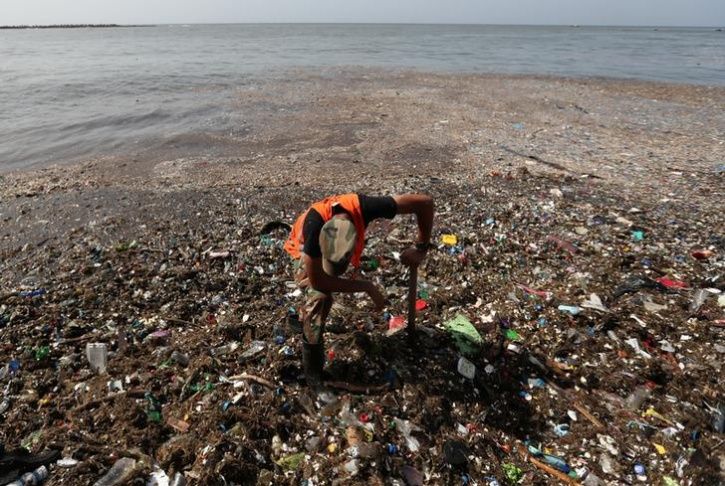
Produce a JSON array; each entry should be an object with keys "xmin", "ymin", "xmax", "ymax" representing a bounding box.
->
[{"xmin": 284, "ymin": 194, "xmax": 366, "ymax": 267}]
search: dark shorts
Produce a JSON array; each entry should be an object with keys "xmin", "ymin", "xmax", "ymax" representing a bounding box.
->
[{"xmin": 291, "ymin": 254, "xmax": 332, "ymax": 343}]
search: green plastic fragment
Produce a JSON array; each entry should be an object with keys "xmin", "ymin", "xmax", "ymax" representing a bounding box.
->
[
  {"xmin": 147, "ymin": 410, "xmax": 162, "ymax": 423},
  {"xmin": 276, "ymin": 452, "xmax": 305, "ymax": 471},
  {"xmin": 158, "ymin": 359, "xmax": 173, "ymax": 368},
  {"xmin": 662, "ymin": 477, "xmax": 679, "ymax": 486},
  {"xmin": 21, "ymin": 430, "xmax": 43, "ymax": 450},
  {"xmin": 444, "ymin": 314, "xmax": 482, "ymax": 356},
  {"xmin": 632, "ymin": 230, "xmax": 645, "ymax": 241},
  {"xmin": 502, "ymin": 463, "xmax": 524, "ymax": 483},
  {"xmin": 145, "ymin": 392, "xmax": 162, "ymax": 422},
  {"xmin": 504, "ymin": 329, "xmax": 522, "ymax": 341},
  {"xmin": 362, "ymin": 258, "xmax": 379, "ymax": 271},
  {"xmin": 34, "ymin": 346, "xmax": 50, "ymax": 361}
]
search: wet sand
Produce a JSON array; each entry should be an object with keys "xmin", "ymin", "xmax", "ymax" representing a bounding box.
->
[{"xmin": 2, "ymin": 70, "xmax": 723, "ymax": 251}]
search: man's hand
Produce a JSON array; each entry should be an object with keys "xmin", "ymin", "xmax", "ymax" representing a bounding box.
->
[
  {"xmin": 365, "ymin": 281, "xmax": 386, "ymax": 311},
  {"xmin": 400, "ymin": 247, "xmax": 427, "ymax": 268}
]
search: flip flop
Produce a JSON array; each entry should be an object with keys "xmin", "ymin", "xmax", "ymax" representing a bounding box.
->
[
  {"xmin": 0, "ymin": 468, "xmax": 20, "ymax": 485},
  {"xmin": 0, "ymin": 448, "xmax": 60, "ymax": 474}
]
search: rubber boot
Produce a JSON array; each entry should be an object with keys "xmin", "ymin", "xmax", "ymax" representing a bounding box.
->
[{"xmin": 302, "ymin": 338, "xmax": 326, "ymax": 387}]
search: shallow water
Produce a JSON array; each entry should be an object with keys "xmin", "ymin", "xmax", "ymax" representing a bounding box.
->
[{"xmin": 1, "ymin": 24, "xmax": 723, "ymax": 171}]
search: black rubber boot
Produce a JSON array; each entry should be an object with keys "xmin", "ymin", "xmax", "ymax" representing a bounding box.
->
[{"xmin": 302, "ymin": 338, "xmax": 326, "ymax": 387}]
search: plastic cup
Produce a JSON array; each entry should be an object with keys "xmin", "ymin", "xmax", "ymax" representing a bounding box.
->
[{"xmin": 86, "ymin": 343, "xmax": 108, "ymax": 373}]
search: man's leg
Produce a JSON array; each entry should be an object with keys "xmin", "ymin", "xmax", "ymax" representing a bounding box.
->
[
  {"xmin": 292, "ymin": 255, "xmax": 333, "ymax": 384},
  {"xmin": 301, "ymin": 290, "xmax": 332, "ymax": 344},
  {"xmin": 300, "ymin": 290, "xmax": 332, "ymax": 385}
]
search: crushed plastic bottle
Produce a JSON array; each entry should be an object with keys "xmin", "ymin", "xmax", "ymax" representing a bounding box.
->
[
  {"xmin": 393, "ymin": 418, "xmax": 422, "ymax": 452},
  {"xmin": 558, "ymin": 305, "xmax": 582, "ymax": 316},
  {"xmin": 553, "ymin": 423, "xmax": 570, "ymax": 437},
  {"xmin": 211, "ymin": 342, "xmax": 239, "ymax": 357},
  {"xmin": 147, "ymin": 467, "xmax": 170, "ymax": 486},
  {"xmin": 169, "ymin": 472, "xmax": 187, "ymax": 486},
  {"xmin": 239, "ymin": 340, "xmax": 266, "ymax": 360},
  {"xmin": 625, "ymin": 385, "xmax": 652, "ymax": 411},
  {"xmin": 93, "ymin": 457, "xmax": 136, "ymax": 486},
  {"xmin": 18, "ymin": 289, "xmax": 46, "ymax": 298},
  {"xmin": 689, "ymin": 289, "xmax": 709, "ymax": 313},
  {"xmin": 6, "ymin": 465, "xmax": 49, "ymax": 486}
]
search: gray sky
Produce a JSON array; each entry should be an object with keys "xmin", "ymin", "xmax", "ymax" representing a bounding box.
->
[{"xmin": 2, "ymin": 0, "xmax": 724, "ymax": 27}]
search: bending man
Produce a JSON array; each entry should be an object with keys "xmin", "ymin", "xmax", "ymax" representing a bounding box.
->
[{"xmin": 284, "ymin": 193, "xmax": 434, "ymax": 385}]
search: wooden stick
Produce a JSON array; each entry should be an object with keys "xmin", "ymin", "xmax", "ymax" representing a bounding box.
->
[
  {"xmin": 528, "ymin": 455, "xmax": 580, "ymax": 485},
  {"xmin": 406, "ymin": 265, "xmax": 418, "ymax": 341},
  {"xmin": 517, "ymin": 444, "xmax": 579, "ymax": 485},
  {"xmin": 323, "ymin": 381, "xmax": 389, "ymax": 394},
  {"xmin": 69, "ymin": 389, "xmax": 145, "ymax": 416},
  {"xmin": 711, "ymin": 437, "xmax": 725, "ymax": 453},
  {"xmin": 226, "ymin": 373, "xmax": 276, "ymax": 389},
  {"xmin": 572, "ymin": 401, "xmax": 605, "ymax": 430}
]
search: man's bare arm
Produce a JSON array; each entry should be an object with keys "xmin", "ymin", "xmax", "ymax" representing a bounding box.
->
[
  {"xmin": 304, "ymin": 254, "xmax": 369, "ymax": 293},
  {"xmin": 304, "ymin": 254, "xmax": 385, "ymax": 310},
  {"xmin": 393, "ymin": 193, "xmax": 434, "ymax": 244}
]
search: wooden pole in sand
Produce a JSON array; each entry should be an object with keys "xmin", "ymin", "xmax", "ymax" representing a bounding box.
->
[{"xmin": 406, "ymin": 265, "xmax": 418, "ymax": 341}]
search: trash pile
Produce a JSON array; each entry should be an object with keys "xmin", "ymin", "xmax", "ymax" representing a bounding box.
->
[{"xmin": 0, "ymin": 169, "xmax": 723, "ymax": 485}]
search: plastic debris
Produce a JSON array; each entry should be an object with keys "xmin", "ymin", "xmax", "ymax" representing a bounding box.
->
[
  {"xmin": 5, "ymin": 465, "xmax": 49, "ymax": 486},
  {"xmin": 401, "ymin": 465, "xmax": 423, "ymax": 486},
  {"xmin": 581, "ymin": 293, "xmax": 608, "ymax": 312},
  {"xmin": 393, "ymin": 418, "xmax": 423, "ymax": 452},
  {"xmin": 456, "ymin": 356, "xmax": 476, "ymax": 379},
  {"xmin": 275, "ymin": 452, "xmax": 305, "ymax": 471},
  {"xmin": 443, "ymin": 440, "xmax": 470, "ymax": 467},
  {"xmin": 502, "ymin": 463, "xmax": 524, "ymax": 483},
  {"xmin": 85, "ymin": 343, "xmax": 108, "ymax": 374},
  {"xmin": 2, "ymin": 144, "xmax": 723, "ymax": 485},
  {"xmin": 557, "ymin": 305, "xmax": 582, "ymax": 316},
  {"xmin": 94, "ymin": 458, "xmax": 137, "ymax": 486},
  {"xmin": 444, "ymin": 314, "xmax": 482, "ymax": 356},
  {"xmin": 656, "ymin": 277, "xmax": 688, "ymax": 289},
  {"xmin": 553, "ymin": 423, "xmax": 570, "ymax": 437},
  {"xmin": 56, "ymin": 458, "xmax": 79, "ymax": 468}
]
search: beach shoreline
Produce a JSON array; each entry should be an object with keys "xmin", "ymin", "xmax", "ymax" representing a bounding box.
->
[{"xmin": 2, "ymin": 71, "xmax": 722, "ymax": 233}]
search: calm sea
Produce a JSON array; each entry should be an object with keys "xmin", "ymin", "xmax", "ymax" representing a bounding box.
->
[{"xmin": 1, "ymin": 24, "xmax": 723, "ymax": 171}]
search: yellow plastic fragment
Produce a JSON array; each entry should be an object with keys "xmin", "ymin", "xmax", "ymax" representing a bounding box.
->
[
  {"xmin": 327, "ymin": 443, "xmax": 338, "ymax": 454},
  {"xmin": 653, "ymin": 443, "xmax": 667, "ymax": 455},
  {"xmin": 643, "ymin": 408, "xmax": 673, "ymax": 424},
  {"xmin": 441, "ymin": 234, "xmax": 458, "ymax": 246}
]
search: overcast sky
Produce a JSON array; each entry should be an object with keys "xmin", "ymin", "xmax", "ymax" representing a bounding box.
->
[{"xmin": 2, "ymin": 0, "xmax": 724, "ymax": 27}]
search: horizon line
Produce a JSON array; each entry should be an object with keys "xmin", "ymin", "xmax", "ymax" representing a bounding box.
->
[{"xmin": 2, "ymin": 21, "xmax": 723, "ymax": 29}]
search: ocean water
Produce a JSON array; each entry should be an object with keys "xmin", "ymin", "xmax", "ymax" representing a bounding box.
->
[{"xmin": 1, "ymin": 24, "xmax": 723, "ymax": 171}]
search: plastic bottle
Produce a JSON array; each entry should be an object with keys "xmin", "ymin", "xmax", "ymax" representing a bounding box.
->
[
  {"xmin": 273, "ymin": 325, "xmax": 286, "ymax": 345},
  {"xmin": 542, "ymin": 454, "xmax": 571, "ymax": 473},
  {"xmin": 624, "ymin": 386, "xmax": 651, "ymax": 410},
  {"xmin": 343, "ymin": 459, "xmax": 359, "ymax": 475},
  {"xmin": 0, "ymin": 396, "xmax": 10, "ymax": 415},
  {"xmin": 170, "ymin": 351, "xmax": 189, "ymax": 367},
  {"xmin": 6, "ymin": 465, "xmax": 49, "ymax": 486},
  {"xmin": 85, "ymin": 343, "xmax": 108, "ymax": 374},
  {"xmin": 169, "ymin": 472, "xmax": 187, "ymax": 486},
  {"xmin": 239, "ymin": 341, "xmax": 266, "ymax": 360},
  {"xmin": 93, "ymin": 457, "xmax": 136, "ymax": 486},
  {"xmin": 211, "ymin": 342, "xmax": 239, "ymax": 357}
]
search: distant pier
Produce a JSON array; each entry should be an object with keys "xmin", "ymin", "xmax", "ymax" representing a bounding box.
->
[{"xmin": 0, "ymin": 24, "xmax": 149, "ymax": 29}]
